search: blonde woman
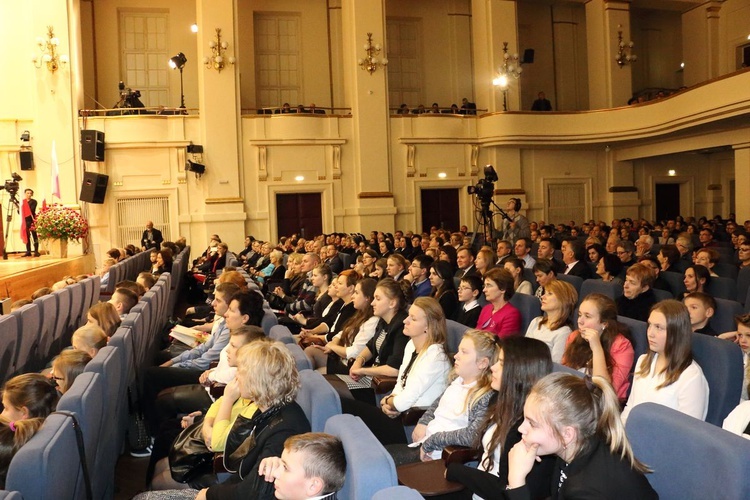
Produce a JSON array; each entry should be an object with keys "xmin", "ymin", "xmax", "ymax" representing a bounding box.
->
[
  {"xmin": 525, "ymin": 280, "xmax": 577, "ymax": 363},
  {"xmin": 71, "ymin": 324, "xmax": 108, "ymax": 358},
  {"xmin": 86, "ymin": 302, "xmax": 121, "ymax": 338},
  {"xmin": 50, "ymin": 350, "xmax": 92, "ymax": 394}
]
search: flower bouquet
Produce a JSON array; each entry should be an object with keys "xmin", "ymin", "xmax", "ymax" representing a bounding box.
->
[{"xmin": 32, "ymin": 204, "xmax": 89, "ymax": 242}]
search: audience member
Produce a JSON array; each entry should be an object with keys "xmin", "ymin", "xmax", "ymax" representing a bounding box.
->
[
  {"xmin": 454, "ymin": 275, "xmax": 483, "ymax": 328},
  {"xmin": 682, "ymin": 264, "xmax": 711, "ymax": 299},
  {"xmin": 561, "ymin": 238, "xmax": 593, "ymax": 279},
  {"xmin": 430, "ymin": 261, "xmax": 459, "ymax": 320},
  {"xmin": 525, "ymin": 280, "xmax": 577, "ymax": 362},
  {"xmin": 616, "ymin": 263, "xmax": 657, "ymax": 322},
  {"xmin": 477, "ymin": 268, "xmax": 521, "ymax": 338},
  {"xmin": 71, "ymin": 324, "xmax": 108, "ymax": 358},
  {"xmin": 532, "ymin": 259, "xmax": 557, "ymax": 300},
  {"xmin": 504, "ymin": 257, "xmax": 533, "ymax": 296},
  {"xmin": 50, "ymin": 350, "xmax": 92, "ymax": 394},
  {"xmin": 596, "ymin": 253, "xmax": 623, "ymax": 284},
  {"xmin": 683, "ymin": 292, "xmax": 717, "ymax": 336},
  {"xmin": 1, "ymin": 373, "xmax": 59, "ymax": 421},
  {"xmin": 0, "ymin": 416, "xmax": 45, "ymax": 490},
  {"xmin": 621, "ymin": 300, "xmax": 709, "ymax": 422},
  {"xmin": 109, "ymin": 287, "xmax": 139, "ymax": 318}
]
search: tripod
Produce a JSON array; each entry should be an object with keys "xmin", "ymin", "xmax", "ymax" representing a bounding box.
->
[
  {"xmin": 470, "ymin": 197, "xmax": 510, "ymax": 250},
  {"xmin": 2, "ymin": 193, "xmax": 19, "ymax": 260}
]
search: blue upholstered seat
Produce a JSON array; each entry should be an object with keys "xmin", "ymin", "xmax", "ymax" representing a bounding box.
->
[{"xmin": 296, "ymin": 370, "xmax": 342, "ymax": 432}]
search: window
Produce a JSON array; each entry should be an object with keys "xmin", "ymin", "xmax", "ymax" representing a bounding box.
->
[
  {"xmin": 255, "ymin": 14, "xmax": 301, "ymax": 107},
  {"xmin": 547, "ymin": 182, "xmax": 587, "ymax": 224},
  {"xmin": 386, "ymin": 18, "xmax": 422, "ymax": 107},
  {"xmin": 116, "ymin": 196, "xmax": 170, "ymax": 246},
  {"xmin": 119, "ymin": 10, "xmax": 169, "ymax": 107}
]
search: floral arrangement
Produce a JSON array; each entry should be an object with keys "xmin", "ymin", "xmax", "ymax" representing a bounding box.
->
[{"xmin": 32, "ymin": 203, "xmax": 89, "ymax": 242}]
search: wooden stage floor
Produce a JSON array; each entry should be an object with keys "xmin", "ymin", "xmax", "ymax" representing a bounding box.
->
[{"xmin": 0, "ymin": 252, "xmax": 96, "ymax": 302}]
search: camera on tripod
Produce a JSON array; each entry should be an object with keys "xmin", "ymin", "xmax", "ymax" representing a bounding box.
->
[
  {"xmin": 108, "ymin": 81, "xmax": 147, "ymax": 115},
  {"xmin": 0, "ymin": 172, "xmax": 23, "ymax": 198},
  {"xmin": 467, "ymin": 165, "xmax": 498, "ymax": 205}
]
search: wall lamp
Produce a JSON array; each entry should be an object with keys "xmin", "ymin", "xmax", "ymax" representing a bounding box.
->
[
  {"xmin": 358, "ymin": 33, "xmax": 388, "ymax": 75},
  {"xmin": 615, "ymin": 25, "xmax": 637, "ymax": 68},
  {"xmin": 204, "ymin": 28, "xmax": 235, "ymax": 72},
  {"xmin": 492, "ymin": 42, "xmax": 523, "ymax": 111},
  {"xmin": 33, "ymin": 26, "xmax": 69, "ymax": 73}
]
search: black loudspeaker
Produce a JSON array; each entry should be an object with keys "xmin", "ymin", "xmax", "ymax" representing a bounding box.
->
[
  {"xmin": 19, "ymin": 151, "xmax": 34, "ymax": 170},
  {"xmin": 79, "ymin": 172, "xmax": 109, "ymax": 204},
  {"xmin": 523, "ymin": 49, "xmax": 535, "ymax": 64},
  {"xmin": 81, "ymin": 129, "xmax": 105, "ymax": 162}
]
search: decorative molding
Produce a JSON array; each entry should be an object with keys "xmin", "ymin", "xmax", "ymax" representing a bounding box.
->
[
  {"xmin": 495, "ymin": 188, "xmax": 525, "ymax": 195},
  {"xmin": 205, "ymin": 197, "xmax": 244, "ymax": 204},
  {"xmin": 399, "ymin": 138, "xmax": 480, "ymax": 145},
  {"xmin": 407, "ymin": 145, "xmax": 416, "ymax": 177},
  {"xmin": 103, "ymin": 141, "xmax": 191, "ymax": 150},
  {"xmin": 318, "ymin": 175, "xmax": 326, "ymax": 180},
  {"xmin": 113, "ymin": 181, "xmax": 123, "ymax": 187},
  {"xmin": 249, "ymin": 139, "xmax": 346, "ymax": 146},
  {"xmin": 707, "ymin": 184, "xmax": 722, "ymax": 190},
  {"xmin": 332, "ymin": 145, "xmax": 341, "ymax": 179},
  {"xmin": 258, "ymin": 146, "xmax": 267, "ymax": 181},
  {"xmin": 608, "ymin": 186, "xmax": 638, "ymax": 193},
  {"xmin": 358, "ymin": 191, "xmax": 394, "ymax": 199}
]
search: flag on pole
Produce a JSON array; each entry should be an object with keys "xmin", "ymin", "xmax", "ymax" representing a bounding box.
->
[
  {"xmin": 20, "ymin": 199, "xmax": 31, "ymax": 245},
  {"xmin": 50, "ymin": 140, "xmax": 61, "ymax": 199}
]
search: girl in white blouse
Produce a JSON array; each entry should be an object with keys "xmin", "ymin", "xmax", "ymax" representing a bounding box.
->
[
  {"xmin": 525, "ymin": 279, "xmax": 577, "ymax": 362},
  {"xmin": 621, "ymin": 299, "xmax": 709, "ymax": 422}
]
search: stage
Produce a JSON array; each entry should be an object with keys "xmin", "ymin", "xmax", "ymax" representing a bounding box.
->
[{"xmin": 0, "ymin": 252, "xmax": 96, "ymax": 303}]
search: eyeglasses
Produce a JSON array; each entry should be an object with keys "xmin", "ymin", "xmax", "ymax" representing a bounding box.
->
[{"xmin": 457, "ymin": 286, "xmax": 473, "ymax": 291}]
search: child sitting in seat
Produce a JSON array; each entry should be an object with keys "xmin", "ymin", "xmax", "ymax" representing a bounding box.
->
[
  {"xmin": 453, "ymin": 275, "xmax": 483, "ymax": 329},
  {"xmin": 71, "ymin": 324, "xmax": 109, "ymax": 359},
  {"xmin": 1, "ymin": 373, "xmax": 59, "ymax": 421},
  {"xmin": 0, "ymin": 416, "xmax": 45, "ymax": 489},
  {"xmin": 50, "ymin": 350, "xmax": 93, "ymax": 395},
  {"xmin": 683, "ymin": 291, "xmax": 717, "ymax": 336}
]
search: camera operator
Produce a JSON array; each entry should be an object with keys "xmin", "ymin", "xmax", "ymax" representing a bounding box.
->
[
  {"xmin": 21, "ymin": 188, "xmax": 39, "ymax": 257},
  {"xmin": 500, "ymin": 197, "xmax": 530, "ymax": 243}
]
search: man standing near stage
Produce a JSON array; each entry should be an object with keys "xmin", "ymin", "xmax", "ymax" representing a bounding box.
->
[
  {"xmin": 21, "ymin": 188, "xmax": 39, "ymax": 257},
  {"xmin": 141, "ymin": 220, "xmax": 164, "ymax": 251}
]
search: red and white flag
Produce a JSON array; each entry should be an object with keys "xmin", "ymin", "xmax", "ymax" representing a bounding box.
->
[{"xmin": 50, "ymin": 140, "xmax": 61, "ymax": 199}]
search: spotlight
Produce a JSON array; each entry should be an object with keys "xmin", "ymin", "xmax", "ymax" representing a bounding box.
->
[
  {"xmin": 20, "ymin": 131, "xmax": 30, "ymax": 142},
  {"xmin": 186, "ymin": 160, "xmax": 205, "ymax": 176},
  {"xmin": 169, "ymin": 52, "xmax": 187, "ymax": 70}
]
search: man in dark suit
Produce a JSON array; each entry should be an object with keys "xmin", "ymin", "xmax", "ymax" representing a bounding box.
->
[
  {"xmin": 141, "ymin": 220, "xmax": 164, "ymax": 251},
  {"xmin": 531, "ymin": 91, "xmax": 553, "ymax": 111},
  {"xmin": 324, "ymin": 244, "xmax": 344, "ymax": 274},
  {"xmin": 21, "ymin": 188, "xmax": 39, "ymax": 257},
  {"xmin": 536, "ymin": 237, "xmax": 564, "ymax": 273},
  {"xmin": 454, "ymin": 246, "xmax": 478, "ymax": 280},
  {"xmin": 561, "ymin": 238, "xmax": 592, "ymax": 279}
]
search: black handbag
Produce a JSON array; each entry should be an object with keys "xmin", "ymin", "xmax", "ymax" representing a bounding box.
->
[
  {"xmin": 223, "ymin": 405, "xmax": 283, "ymax": 476},
  {"xmin": 168, "ymin": 415, "xmax": 214, "ymax": 484}
]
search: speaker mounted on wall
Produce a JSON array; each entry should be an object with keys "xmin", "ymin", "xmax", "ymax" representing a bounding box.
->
[
  {"xmin": 19, "ymin": 151, "xmax": 34, "ymax": 170},
  {"xmin": 81, "ymin": 129, "xmax": 105, "ymax": 162},
  {"xmin": 79, "ymin": 171, "xmax": 109, "ymax": 204}
]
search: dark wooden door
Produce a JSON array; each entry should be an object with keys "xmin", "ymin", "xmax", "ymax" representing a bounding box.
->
[
  {"xmin": 420, "ymin": 189, "xmax": 460, "ymax": 233},
  {"xmin": 655, "ymin": 183, "xmax": 680, "ymax": 221},
  {"xmin": 276, "ymin": 193, "xmax": 322, "ymax": 239}
]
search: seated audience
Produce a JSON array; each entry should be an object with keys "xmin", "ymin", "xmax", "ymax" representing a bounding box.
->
[
  {"xmin": 386, "ymin": 254, "xmax": 409, "ymax": 281},
  {"xmin": 86, "ymin": 301, "xmax": 122, "ymax": 338},
  {"xmin": 682, "ymin": 264, "xmax": 711, "ymax": 299},
  {"xmin": 504, "ymin": 373, "xmax": 657, "ymax": 499},
  {"xmin": 532, "ymin": 258, "xmax": 557, "ymax": 300},
  {"xmin": 453, "ymin": 274, "xmax": 483, "ymax": 328},
  {"xmin": 137, "ymin": 272, "xmax": 157, "ymax": 291},
  {"xmin": 477, "ymin": 268, "xmax": 522, "ymax": 338},
  {"xmin": 563, "ymin": 293, "xmax": 634, "ymax": 401},
  {"xmin": 616, "ymin": 263, "xmax": 657, "ymax": 322},
  {"xmin": 298, "ymin": 271, "xmax": 357, "ymax": 347},
  {"xmin": 525, "ymin": 279, "xmax": 577, "ymax": 363},
  {"xmin": 30, "ymin": 287, "xmax": 52, "ymax": 300},
  {"xmin": 430, "ymin": 261, "xmax": 459, "ymax": 320},
  {"xmin": 1, "ymin": 373, "xmax": 59, "ymax": 421},
  {"xmin": 255, "ymin": 433, "xmax": 346, "ymax": 500},
  {"xmin": 596, "ymin": 253, "xmax": 623, "ymax": 284},
  {"xmin": 0, "ymin": 416, "xmax": 45, "ymax": 489},
  {"xmin": 100, "ymin": 257, "xmax": 117, "ymax": 286},
  {"xmin": 50, "ymin": 350, "xmax": 92, "ymax": 394},
  {"xmin": 342, "ymin": 297, "xmax": 451, "ymax": 445},
  {"xmin": 109, "ymin": 287, "xmax": 139, "ymax": 318},
  {"xmin": 9, "ymin": 299, "xmax": 32, "ymax": 312},
  {"xmin": 504, "ymin": 257, "xmax": 533, "ymax": 295},
  {"xmin": 409, "ymin": 254, "xmax": 434, "ymax": 299},
  {"xmin": 71, "ymin": 325, "xmax": 108, "ymax": 359},
  {"xmin": 474, "ymin": 247, "xmax": 495, "ymax": 278},
  {"xmin": 621, "ymin": 300, "xmax": 709, "ymax": 422},
  {"xmin": 446, "ymin": 337, "xmax": 554, "ymax": 498},
  {"xmin": 282, "ymin": 264, "xmax": 333, "ymax": 335},
  {"xmin": 694, "ymin": 247, "xmax": 720, "ymax": 277},
  {"xmin": 683, "ymin": 291, "xmax": 717, "ymax": 336}
]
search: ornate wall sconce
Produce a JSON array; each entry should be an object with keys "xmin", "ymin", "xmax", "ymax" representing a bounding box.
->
[
  {"xmin": 492, "ymin": 42, "xmax": 523, "ymax": 111},
  {"xmin": 33, "ymin": 26, "xmax": 69, "ymax": 73},
  {"xmin": 615, "ymin": 26, "xmax": 637, "ymax": 68},
  {"xmin": 203, "ymin": 28, "xmax": 235, "ymax": 72},
  {"xmin": 358, "ymin": 33, "xmax": 388, "ymax": 75}
]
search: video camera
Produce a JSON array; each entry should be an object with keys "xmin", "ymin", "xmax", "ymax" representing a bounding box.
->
[
  {"xmin": 0, "ymin": 172, "xmax": 23, "ymax": 197},
  {"xmin": 467, "ymin": 165, "xmax": 498, "ymax": 205},
  {"xmin": 108, "ymin": 81, "xmax": 147, "ymax": 116}
]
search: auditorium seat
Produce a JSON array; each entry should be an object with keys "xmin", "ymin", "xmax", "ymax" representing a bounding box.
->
[
  {"xmin": 6, "ymin": 413, "xmax": 80, "ymax": 500},
  {"xmin": 84, "ymin": 345, "xmax": 127, "ymax": 497},
  {"xmin": 324, "ymin": 414, "xmax": 398, "ymax": 499},
  {"xmin": 553, "ymin": 362, "xmax": 585, "ymax": 377},
  {"xmin": 579, "ymin": 279, "xmax": 623, "ymax": 303},
  {"xmin": 691, "ymin": 333, "xmax": 744, "ymax": 426},
  {"xmin": 714, "ymin": 262, "xmax": 739, "ymax": 280},
  {"xmin": 297, "ymin": 370, "xmax": 342, "ymax": 432},
  {"xmin": 522, "ymin": 268, "xmax": 539, "ymax": 293},
  {"xmin": 33, "ymin": 293, "xmax": 58, "ymax": 364},
  {"xmin": 652, "ymin": 288, "xmax": 673, "ymax": 302},
  {"xmin": 661, "ymin": 271, "xmax": 687, "ymax": 298},
  {"xmin": 284, "ymin": 342, "xmax": 312, "ymax": 371},
  {"xmin": 0, "ymin": 492, "xmax": 22, "ymax": 499},
  {"xmin": 68, "ymin": 283, "xmax": 86, "ymax": 331},
  {"xmin": 706, "ymin": 276, "xmax": 737, "ymax": 301},
  {"xmin": 372, "ymin": 486, "xmax": 425, "ymax": 499},
  {"xmin": 0, "ymin": 315, "xmax": 18, "ymax": 384},
  {"xmin": 268, "ymin": 325, "xmax": 295, "ymax": 344},
  {"xmin": 10, "ymin": 303, "xmax": 41, "ymax": 374},
  {"xmin": 709, "ymin": 298, "xmax": 743, "ymax": 335},
  {"xmin": 737, "ymin": 267, "xmax": 750, "ymax": 306},
  {"xmin": 445, "ymin": 319, "xmax": 468, "ymax": 354},
  {"xmin": 261, "ymin": 308, "xmax": 278, "ymax": 334},
  {"xmin": 557, "ymin": 274, "xmax": 583, "ymax": 296},
  {"xmin": 51, "ymin": 287, "xmax": 72, "ymax": 354},
  {"xmin": 626, "ymin": 403, "xmax": 750, "ymax": 498},
  {"xmin": 509, "ymin": 292, "xmax": 542, "ymax": 336},
  {"xmin": 56, "ymin": 372, "xmax": 104, "ymax": 499}
]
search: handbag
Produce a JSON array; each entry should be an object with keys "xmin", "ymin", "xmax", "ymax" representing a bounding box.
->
[
  {"xmin": 224, "ymin": 405, "xmax": 283, "ymax": 476},
  {"xmin": 168, "ymin": 415, "xmax": 214, "ymax": 484},
  {"xmin": 299, "ymin": 335, "xmax": 326, "ymax": 349}
]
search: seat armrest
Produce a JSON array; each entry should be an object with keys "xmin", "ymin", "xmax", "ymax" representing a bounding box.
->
[
  {"xmin": 401, "ymin": 407, "xmax": 428, "ymax": 426},
  {"xmin": 442, "ymin": 446, "xmax": 481, "ymax": 466}
]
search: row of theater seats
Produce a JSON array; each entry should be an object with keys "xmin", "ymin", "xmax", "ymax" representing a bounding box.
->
[
  {"xmin": 100, "ymin": 250, "xmax": 152, "ymax": 296},
  {"xmin": 0, "ymin": 246, "xmax": 192, "ymax": 500},
  {"xmin": 0, "ymin": 275, "xmax": 101, "ymax": 386}
]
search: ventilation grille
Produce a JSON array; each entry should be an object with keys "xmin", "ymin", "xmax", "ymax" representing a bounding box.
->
[{"xmin": 116, "ymin": 196, "xmax": 170, "ymax": 247}]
